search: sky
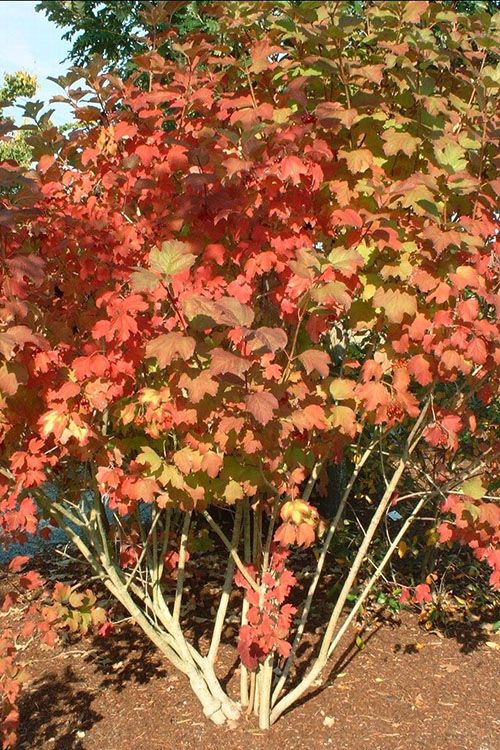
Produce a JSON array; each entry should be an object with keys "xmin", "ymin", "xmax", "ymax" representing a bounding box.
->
[{"xmin": 0, "ymin": 0, "xmax": 72, "ymax": 124}]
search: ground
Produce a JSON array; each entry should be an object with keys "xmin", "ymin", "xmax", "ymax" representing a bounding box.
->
[{"xmin": 16, "ymin": 610, "xmax": 499, "ymax": 750}]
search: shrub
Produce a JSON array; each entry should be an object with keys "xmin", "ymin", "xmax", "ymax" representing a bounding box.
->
[{"xmin": 0, "ymin": 1, "xmax": 498, "ymax": 741}]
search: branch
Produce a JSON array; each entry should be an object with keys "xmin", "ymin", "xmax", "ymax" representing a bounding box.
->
[
  {"xmin": 207, "ymin": 503, "xmax": 243, "ymax": 663},
  {"xmin": 203, "ymin": 510, "xmax": 259, "ymax": 592},
  {"xmin": 271, "ymin": 437, "xmax": 376, "ymax": 704},
  {"xmin": 271, "ymin": 399, "xmax": 432, "ymax": 721},
  {"xmin": 173, "ymin": 511, "xmax": 192, "ymax": 623}
]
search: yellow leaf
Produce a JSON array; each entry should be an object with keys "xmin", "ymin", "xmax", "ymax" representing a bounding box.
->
[
  {"xmin": 398, "ymin": 540, "xmax": 409, "ymax": 558},
  {"xmin": 224, "ymin": 480, "xmax": 244, "ymax": 504},
  {"xmin": 329, "ymin": 378, "xmax": 356, "ymax": 401},
  {"xmin": 485, "ymin": 641, "xmax": 500, "ymax": 651}
]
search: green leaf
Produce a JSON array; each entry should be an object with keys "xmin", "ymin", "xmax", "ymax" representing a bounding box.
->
[
  {"xmin": 311, "ymin": 281, "xmax": 351, "ymax": 308},
  {"xmin": 328, "ymin": 246, "xmax": 364, "ymax": 275},
  {"xmin": 329, "ymin": 378, "xmax": 356, "ymax": 400},
  {"xmin": 158, "ymin": 464, "xmax": 185, "ymax": 489},
  {"xmin": 434, "ymin": 142, "xmax": 467, "ymax": 172},
  {"xmin": 355, "ymin": 635, "xmax": 365, "ymax": 650},
  {"xmin": 372, "ymin": 288, "xmax": 418, "ymax": 323},
  {"xmin": 382, "ymin": 129, "xmax": 421, "ymax": 157},
  {"xmin": 338, "ymin": 148, "xmax": 374, "ymax": 173},
  {"xmin": 461, "ymin": 476, "xmax": 485, "ymax": 500},
  {"xmin": 136, "ymin": 446, "xmax": 163, "ymax": 473},
  {"xmin": 224, "ymin": 479, "xmax": 244, "ymax": 504},
  {"xmin": 149, "ymin": 240, "xmax": 195, "ymax": 277}
]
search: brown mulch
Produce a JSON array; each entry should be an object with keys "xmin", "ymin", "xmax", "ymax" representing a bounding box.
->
[{"xmin": 15, "ymin": 608, "xmax": 499, "ymax": 750}]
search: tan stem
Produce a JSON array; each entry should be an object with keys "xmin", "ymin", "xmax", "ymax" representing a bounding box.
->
[
  {"xmin": 173, "ymin": 511, "xmax": 192, "ymax": 623},
  {"xmin": 204, "ymin": 510, "xmax": 259, "ymax": 592},
  {"xmin": 272, "ymin": 440, "xmax": 376, "ymax": 705},
  {"xmin": 207, "ymin": 503, "xmax": 243, "ymax": 663},
  {"xmin": 271, "ymin": 401, "xmax": 431, "ymax": 723},
  {"xmin": 240, "ymin": 499, "xmax": 252, "ymax": 707}
]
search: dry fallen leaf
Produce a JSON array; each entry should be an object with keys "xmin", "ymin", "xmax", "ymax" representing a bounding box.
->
[
  {"xmin": 412, "ymin": 693, "xmax": 425, "ymax": 710},
  {"xmin": 441, "ymin": 663, "xmax": 460, "ymax": 673}
]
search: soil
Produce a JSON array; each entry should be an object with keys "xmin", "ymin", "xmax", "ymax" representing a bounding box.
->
[
  {"xmin": 15, "ymin": 609, "xmax": 500, "ymax": 750},
  {"xmin": 3, "ymin": 538, "xmax": 498, "ymax": 750}
]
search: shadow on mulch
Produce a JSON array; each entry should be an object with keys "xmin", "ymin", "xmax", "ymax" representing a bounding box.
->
[
  {"xmin": 437, "ymin": 618, "xmax": 493, "ymax": 654},
  {"xmin": 83, "ymin": 624, "xmax": 168, "ymax": 691},
  {"xmin": 279, "ymin": 621, "xmax": 384, "ymax": 718},
  {"xmin": 14, "ymin": 547, "xmax": 498, "ymax": 749},
  {"xmin": 18, "ymin": 625, "xmax": 168, "ymax": 750},
  {"xmin": 18, "ymin": 665, "xmax": 101, "ymax": 750}
]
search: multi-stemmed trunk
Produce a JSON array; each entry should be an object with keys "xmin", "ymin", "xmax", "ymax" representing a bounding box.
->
[{"xmin": 34, "ymin": 400, "xmax": 488, "ymax": 730}]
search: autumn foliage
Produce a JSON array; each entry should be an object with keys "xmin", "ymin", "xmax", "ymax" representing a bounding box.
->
[{"xmin": 0, "ymin": 1, "xmax": 498, "ymax": 743}]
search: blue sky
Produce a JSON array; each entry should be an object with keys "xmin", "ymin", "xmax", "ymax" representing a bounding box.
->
[{"xmin": 0, "ymin": 1, "xmax": 72, "ymax": 124}]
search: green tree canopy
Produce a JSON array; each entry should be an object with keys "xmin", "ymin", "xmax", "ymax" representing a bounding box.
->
[
  {"xmin": 36, "ymin": 1, "xmax": 219, "ymax": 74},
  {"xmin": 36, "ymin": 0, "xmax": 500, "ymax": 75}
]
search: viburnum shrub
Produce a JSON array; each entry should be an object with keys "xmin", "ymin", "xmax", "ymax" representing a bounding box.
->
[{"xmin": 0, "ymin": 0, "xmax": 498, "ymax": 740}]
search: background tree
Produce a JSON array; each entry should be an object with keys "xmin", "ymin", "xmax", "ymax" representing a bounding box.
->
[
  {"xmin": 36, "ymin": 0, "xmax": 220, "ymax": 74},
  {"xmin": 36, "ymin": 0, "xmax": 500, "ymax": 74},
  {"xmin": 0, "ymin": 72, "xmax": 38, "ymax": 168}
]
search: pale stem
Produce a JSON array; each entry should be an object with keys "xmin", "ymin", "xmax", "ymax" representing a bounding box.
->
[
  {"xmin": 253, "ymin": 671, "xmax": 260, "ymax": 716},
  {"xmin": 125, "ymin": 508, "xmax": 161, "ymax": 590},
  {"xmin": 155, "ymin": 507, "xmax": 174, "ymax": 584},
  {"xmin": 271, "ymin": 401, "xmax": 431, "ymax": 723},
  {"xmin": 326, "ymin": 494, "xmax": 428, "ymax": 659},
  {"xmin": 203, "ymin": 509, "xmax": 259, "ymax": 592},
  {"xmin": 173, "ymin": 510, "xmax": 192, "ymax": 623},
  {"xmin": 258, "ymin": 653, "xmax": 274, "ymax": 730},
  {"xmin": 39, "ymin": 491, "xmax": 239, "ymax": 725},
  {"xmin": 247, "ymin": 672, "xmax": 256, "ymax": 716},
  {"xmin": 302, "ymin": 461, "xmax": 323, "ymax": 501},
  {"xmin": 240, "ymin": 499, "xmax": 252, "ymax": 707},
  {"xmin": 253, "ymin": 505, "xmax": 263, "ymax": 570},
  {"xmin": 207, "ymin": 503, "xmax": 243, "ymax": 663},
  {"xmin": 272, "ymin": 439, "xmax": 377, "ymax": 705},
  {"xmin": 271, "ymin": 457, "xmax": 407, "ymax": 723},
  {"xmin": 255, "ymin": 503, "xmax": 283, "ymax": 727}
]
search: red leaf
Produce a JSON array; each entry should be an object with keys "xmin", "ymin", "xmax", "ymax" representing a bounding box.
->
[
  {"xmin": 291, "ymin": 404, "xmax": 327, "ymax": 431},
  {"xmin": 298, "ymin": 349, "xmax": 331, "ymax": 378},
  {"xmin": 408, "ymin": 354, "xmax": 433, "ymax": 386},
  {"xmin": 210, "ymin": 348, "xmax": 251, "ymax": 380},
  {"xmin": 145, "ymin": 332, "xmax": 196, "ymax": 367},
  {"xmin": 399, "ymin": 586, "xmax": 411, "ymax": 604},
  {"xmin": 19, "ymin": 570, "xmax": 44, "ymax": 591},
  {"xmin": 247, "ymin": 327, "xmax": 288, "ymax": 354},
  {"xmin": 1, "ymin": 591, "xmax": 19, "ymax": 611},
  {"xmin": 277, "ymin": 155, "xmax": 309, "ymax": 185},
  {"xmin": 201, "ymin": 450, "xmax": 223, "ymax": 478},
  {"xmin": 178, "ymin": 371, "xmax": 219, "ymax": 403},
  {"xmin": 356, "ymin": 382, "xmax": 390, "ymax": 412},
  {"xmin": 8, "ymin": 556, "xmax": 30, "ymax": 573},
  {"xmin": 274, "ymin": 522, "xmax": 297, "ymax": 546},
  {"xmin": 245, "ymin": 391, "xmax": 279, "ymax": 425},
  {"xmin": 413, "ymin": 583, "xmax": 432, "ymax": 605},
  {"xmin": 295, "ymin": 522, "xmax": 316, "ymax": 547}
]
